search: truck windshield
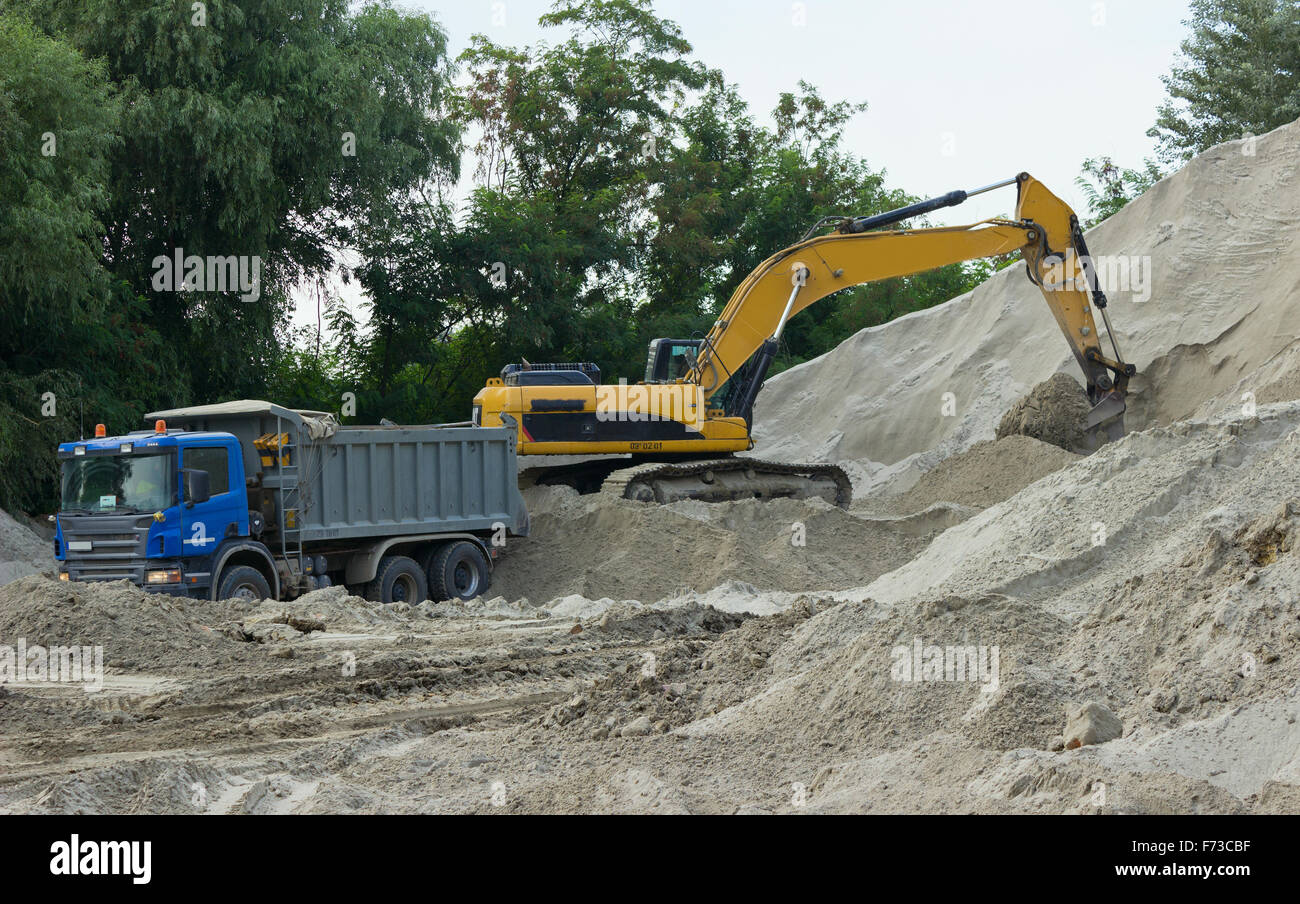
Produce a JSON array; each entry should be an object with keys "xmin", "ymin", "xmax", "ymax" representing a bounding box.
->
[{"xmin": 61, "ymin": 452, "xmax": 176, "ymax": 514}]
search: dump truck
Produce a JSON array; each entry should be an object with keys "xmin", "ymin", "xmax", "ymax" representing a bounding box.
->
[{"xmin": 54, "ymin": 401, "xmax": 528, "ymax": 603}]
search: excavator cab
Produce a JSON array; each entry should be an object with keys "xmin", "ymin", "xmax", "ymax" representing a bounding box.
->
[{"xmin": 644, "ymin": 339, "xmax": 702, "ymax": 383}]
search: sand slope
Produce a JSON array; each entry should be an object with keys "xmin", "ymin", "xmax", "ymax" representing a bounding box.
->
[
  {"xmin": 683, "ymin": 402, "xmax": 1300, "ymax": 809},
  {"xmin": 0, "ymin": 510, "xmax": 51, "ymax": 585},
  {"xmin": 751, "ymin": 117, "xmax": 1300, "ymax": 497}
]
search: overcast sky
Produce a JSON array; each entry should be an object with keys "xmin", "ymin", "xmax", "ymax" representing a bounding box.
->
[{"xmin": 294, "ymin": 0, "xmax": 1193, "ymax": 330}]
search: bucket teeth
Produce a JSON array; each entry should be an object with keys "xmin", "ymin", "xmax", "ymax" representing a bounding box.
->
[{"xmin": 1081, "ymin": 389, "xmax": 1127, "ymax": 450}]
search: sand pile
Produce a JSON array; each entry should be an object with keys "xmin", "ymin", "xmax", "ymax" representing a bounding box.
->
[
  {"xmin": 676, "ymin": 402, "xmax": 1300, "ymax": 809},
  {"xmin": 751, "ymin": 117, "xmax": 1300, "ymax": 496},
  {"xmin": 0, "ymin": 510, "xmax": 50, "ymax": 585},
  {"xmin": 996, "ymin": 373, "xmax": 1092, "ymax": 451},
  {"xmin": 870, "ymin": 434, "xmax": 1079, "ymax": 516},
  {"xmin": 488, "ymin": 485, "xmax": 936, "ymax": 604},
  {"xmin": 0, "ymin": 575, "xmax": 254, "ymax": 671},
  {"xmin": 234, "ymin": 585, "xmax": 417, "ymax": 632}
]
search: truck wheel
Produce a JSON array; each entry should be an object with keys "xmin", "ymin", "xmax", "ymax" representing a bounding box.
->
[
  {"xmin": 427, "ymin": 541, "xmax": 490, "ymax": 602},
  {"xmin": 366, "ymin": 555, "xmax": 427, "ymax": 605},
  {"xmin": 216, "ymin": 565, "xmax": 271, "ymax": 601}
]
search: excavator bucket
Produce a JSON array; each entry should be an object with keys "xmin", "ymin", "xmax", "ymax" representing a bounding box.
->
[{"xmin": 1081, "ymin": 388, "xmax": 1127, "ymax": 450}]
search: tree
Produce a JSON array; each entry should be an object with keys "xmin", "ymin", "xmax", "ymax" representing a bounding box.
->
[
  {"xmin": 0, "ymin": 13, "xmax": 184, "ymax": 512},
  {"xmin": 0, "ymin": 12, "xmax": 118, "ymax": 335},
  {"xmin": 0, "ymin": 1, "xmax": 462, "ymax": 512},
  {"xmin": 349, "ymin": 0, "xmax": 709, "ymax": 423},
  {"xmin": 13, "ymin": 0, "xmax": 462, "ymax": 400},
  {"xmin": 645, "ymin": 79, "xmax": 980, "ymax": 378},
  {"xmin": 1149, "ymin": 0, "xmax": 1300, "ymax": 162},
  {"xmin": 1075, "ymin": 156, "xmax": 1165, "ymax": 227}
]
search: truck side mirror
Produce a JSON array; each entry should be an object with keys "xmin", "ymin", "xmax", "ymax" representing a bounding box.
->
[{"xmin": 183, "ymin": 469, "xmax": 210, "ymax": 507}]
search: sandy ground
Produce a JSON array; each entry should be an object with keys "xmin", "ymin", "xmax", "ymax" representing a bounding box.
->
[
  {"xmin": 4, "ymin": 404, "xmax": 1297, "ymax": 814},
  {"xmin": 2, "ymin": 119, "xmax": 1299, "ymax": 815}
]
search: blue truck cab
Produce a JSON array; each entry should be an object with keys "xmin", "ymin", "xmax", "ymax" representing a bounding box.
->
[{"xmin": 56, "ymin": 421, "xmax": 250, "ymax": 597}]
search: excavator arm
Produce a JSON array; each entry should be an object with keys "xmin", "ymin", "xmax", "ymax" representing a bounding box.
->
[{"xmin": 690, "ymin": 172, "xmax": 1133, "ymax": 443}]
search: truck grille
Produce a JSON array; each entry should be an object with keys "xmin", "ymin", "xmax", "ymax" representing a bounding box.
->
[{"xmin": 60, "ymin": 514, "xmax": 152, "ymax": 584}]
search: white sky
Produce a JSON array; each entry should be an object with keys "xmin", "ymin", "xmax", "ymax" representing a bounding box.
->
[{"xmin": 292, "ymin": 0, "xmax": 1192, "ymax": 331}]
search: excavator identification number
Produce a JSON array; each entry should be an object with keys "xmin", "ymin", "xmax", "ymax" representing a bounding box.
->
[{"xmin": 629, "ymin": 442, "xmax": 664, "ymax": 451}]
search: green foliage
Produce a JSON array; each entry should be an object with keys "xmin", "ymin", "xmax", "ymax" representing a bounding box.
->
[
  {"xmin": 1075, "ymin": 156, "xmax": 1165, "ymax": 227},
  {"xmin": 651, "ymin": 77, "xmax": 981, "ymax": 376},
  {"xmin": 0, "ymin": 12, "xmax": 118, "ymax": 330},
  {"xmin": 346, "ymin": 5, "xmax": 987, "ymax": 421},
  {"xmin": 1149, "ymin": 0, "xmax": 1300, "ymax": 162},
  {"xmin": 0, "ymin": 280, "xmax": 185, "ymax": 514},
  {"xmin": 0, "ymin": 12, "xmax": 153, "ymax": 513},
  {"xmin": 0, "ymin": 2, "xmax": 459, "ymax": 512},
  {"xmin": 0, "ymin": 0, "xmax": 1025, "ymax": 513},
  {"xmin": 10, "ymin": 0, "xmax": 461, "ymax": 401}
]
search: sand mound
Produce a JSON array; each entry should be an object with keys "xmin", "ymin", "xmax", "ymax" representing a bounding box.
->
[
  {"xmin": 0, "ymin": 510, "xmax": 51, "ymax": 585},
  {"xmin": 240, "ymin": 585, "xmax": 415, "ymax": 631},
  {"xmin": 680, "ymin": 402, "xmax": 1300, "ymax": 806},
  {"xmin": 751, "ymin": 117, "xmax": 1300, "ymax": 491},
  {"xmin": 489, "ymin": 486, "xmax": 937, "ymax": 604},
  {"xmin": 996, "ymin": 373, "xmax": 1092, "ymax": 451},
  {"xmin": 875, "ymin": 434, "xmax": 1079, "ymax": 515},
  {"xmin": 0, "ymin": 575, "xmax": 253, "ymax": 671}
]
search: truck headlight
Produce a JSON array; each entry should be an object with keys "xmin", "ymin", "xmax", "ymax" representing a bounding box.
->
[
  {"xmin": 146, "ymin": 569, "xmax": 182, "ymax": 584},
  {"xmin": 59, "ymin": 572, "xmax": 70, "ymax": 582}
]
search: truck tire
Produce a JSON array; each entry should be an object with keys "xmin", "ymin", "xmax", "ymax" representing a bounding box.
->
[
  {"xmin": 366, "ymin": 555, "xmax": 427, "ymax": 605},
  {"xmin": 427, "ymin": 541, "xmax": 490, "ymax": 602},
  {"xmin": 216, "ymin": 565, "xmax": 272, "ymax": 601}
]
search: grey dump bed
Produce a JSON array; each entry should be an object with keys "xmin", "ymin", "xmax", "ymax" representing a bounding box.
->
[{"xmin": 146, "ymin": 400, "xmax": 528, "ymax": 543}]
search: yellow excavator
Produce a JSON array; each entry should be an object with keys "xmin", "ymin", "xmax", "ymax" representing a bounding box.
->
[{"xmin": 472, "ymin": 173, "xmax": 1134, "ymax": 507}]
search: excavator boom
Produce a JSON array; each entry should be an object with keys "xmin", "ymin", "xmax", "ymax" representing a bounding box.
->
[{"xmin": 693, "ymin": 173, "xmax": 1132, "ymax": 441}]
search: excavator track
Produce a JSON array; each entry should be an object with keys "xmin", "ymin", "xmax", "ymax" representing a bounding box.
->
[{"xmin": 599, "ymin": 458, "xmax": 852, "ymax": 508}]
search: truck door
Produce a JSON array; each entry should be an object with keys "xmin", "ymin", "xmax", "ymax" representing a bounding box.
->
[{"xmin": 179, "ymin": 443, "xmax": 243, "ymax": 567}]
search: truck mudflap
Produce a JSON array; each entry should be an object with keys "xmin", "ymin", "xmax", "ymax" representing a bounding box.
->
[{"xmin": 600, "ymin": 457, "xmax": 852, "ymax": 508}]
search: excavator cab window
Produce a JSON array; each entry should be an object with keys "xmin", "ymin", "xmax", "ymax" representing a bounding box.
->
[{"xmin": 644, "ymin": 339, "xmax": 701, "ymax": 383}]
